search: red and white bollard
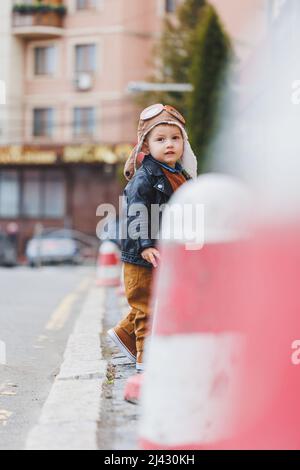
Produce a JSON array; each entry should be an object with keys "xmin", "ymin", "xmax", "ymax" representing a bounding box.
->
[
  {"xmin": 222, "ymin": 223, "xmax": 300, "ymax": 449},
  {"xmin": 124, "ymin": 373, "xmax": 144, "ymax": 404},
  {"xmin": 96, "ymin": 241, "xmax": 121, "ymax": 287},
  {"xmin": 138, "ymin": 172, "xmax": 300, "ymax": 449},
  {"xmin": 138, "ymin": 174, "xmax": 252, "ymax": 450}
]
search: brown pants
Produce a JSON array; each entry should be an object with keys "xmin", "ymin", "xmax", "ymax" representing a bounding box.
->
[{"xmin": 118, "ymin": 262, "xmax": 153, "ymax": 353}]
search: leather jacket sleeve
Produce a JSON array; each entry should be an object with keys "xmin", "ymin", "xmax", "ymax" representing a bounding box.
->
[{"xmin": 123, "ymin": 169, "xmax": 156, "ymax": 255}]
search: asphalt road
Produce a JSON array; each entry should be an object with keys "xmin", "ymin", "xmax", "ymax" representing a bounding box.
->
[{"xmin": 0, "ymin": 265, "xmax": 94, "ymax": 450}]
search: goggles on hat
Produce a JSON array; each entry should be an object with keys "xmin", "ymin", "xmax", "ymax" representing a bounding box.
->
[{"xmin": 140, "ymin": 103, "xmax": 186, "ymax": 125}]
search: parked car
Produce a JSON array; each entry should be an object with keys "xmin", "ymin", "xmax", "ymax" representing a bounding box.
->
[
  {"xmin": 0, "ymin": 232, "xmax": 18, "ymax": 267},
  {"xmin": 26, "ymin": 228, "xmax": 99, "ymax": 267}
]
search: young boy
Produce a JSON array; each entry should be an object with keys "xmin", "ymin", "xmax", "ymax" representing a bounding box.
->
[{"xmin": 108, "ymin": 104, "xmax": 197, "ymax": 371}]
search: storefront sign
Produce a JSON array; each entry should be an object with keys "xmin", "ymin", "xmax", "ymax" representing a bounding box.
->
[
  {"xmin": 0, "ymin": 146, "xmax": 57, "ymax": 165},
  {"xmin": 63, "ymin": 143, "xmax": 133, "ymax": 164},
  {"xmin": 0, "ymin": 143, "xmax": 133, "ymax": 165}
]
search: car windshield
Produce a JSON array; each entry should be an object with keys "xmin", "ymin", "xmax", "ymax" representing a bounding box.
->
[{"xmin": 33, "ymin": 229, "xmax": 99, "ymax": 249}]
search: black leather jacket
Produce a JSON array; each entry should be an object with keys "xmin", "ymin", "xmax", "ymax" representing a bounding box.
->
[{"xmin": 121, "ymin": 154, "xmax": 191, "ymax": 268}]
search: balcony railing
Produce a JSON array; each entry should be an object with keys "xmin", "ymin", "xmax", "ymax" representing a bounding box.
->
[{"xmin": 12, "ymin": 2, "xmax": 66, "ymax": 38}]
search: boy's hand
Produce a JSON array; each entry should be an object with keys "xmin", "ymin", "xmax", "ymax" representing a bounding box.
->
[{"xmin": 141, "ymin": 247, "xmax": 161, "ymax": 268}]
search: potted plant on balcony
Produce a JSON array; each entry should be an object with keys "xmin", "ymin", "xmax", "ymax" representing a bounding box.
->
[
  {"xmin": 13, "ymin": 1, "xmax": 67, "ymax": 28},
  {"xmin": 13, "ymin": 2, "xmax": 67, "ymax": 17}
]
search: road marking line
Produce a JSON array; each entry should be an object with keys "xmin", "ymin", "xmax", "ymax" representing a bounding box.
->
[
  {"xmin": 45, "ymin": 277, "xmax": 92, "ymax": 332},
  {"xmin": 46, "ymin": 293, "xmax": 78, "ymax": 332},
  {"xmin": 25, "ymin": 285, "xmax": 106, "ymax": 450},
  {"xmin": 37, "ymin": 335, "xmax": 48, "ymax": 343},
  {"xmin": 76, "ymin": 278, "xmax": 92, "ymax": 293},
  {"xmin": 0, "ymin": 409, "xmax": 12, "ymax": 426},
  {"xmin": 0, "ymin": 391, "xmax": 16, "ymax": 396},
  {"xmin": 0, "ymin": 383, "xmax": 18, "ymax": 397}
]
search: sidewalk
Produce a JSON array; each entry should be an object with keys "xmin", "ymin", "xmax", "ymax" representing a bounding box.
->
[
  {"xmin": 98, "ymin": 288, "xmax": 140, "ymax": 450},
  {"xmin": 25, "ymin": 282, "xmax": 140, "ymax": 450}
]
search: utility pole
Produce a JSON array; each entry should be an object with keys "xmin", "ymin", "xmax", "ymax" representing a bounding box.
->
[{"xmin": 127, "ymin": 82, "xmax": 193, "ymax": 93}]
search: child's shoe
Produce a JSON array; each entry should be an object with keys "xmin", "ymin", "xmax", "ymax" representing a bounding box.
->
[{"xmin": 108, "ymin": 326, "xmax": 137, "ymax": 363}]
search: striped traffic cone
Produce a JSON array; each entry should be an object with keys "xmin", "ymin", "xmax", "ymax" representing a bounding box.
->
[
  {"xmin": 96, "ymin": 240, "xmax": 121, "ymax": 287},
  {"xmin": 138, "ymin": 174, "xmax": 252, "ymax": 450}
]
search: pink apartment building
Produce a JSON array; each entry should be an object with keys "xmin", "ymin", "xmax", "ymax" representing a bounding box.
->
[
  {"xmin": 0, "ymin": 0, "xmax": 277, "ymax": 259},
  {"xmin": 0, "ymin": 0, "xmax": 180, "ymax": 258}
]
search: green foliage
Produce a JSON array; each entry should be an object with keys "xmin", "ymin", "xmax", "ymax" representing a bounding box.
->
[
  {"xmin": 135, "ymin": 0, "xmax": 232, "ymax": 173},
  {"xmin": 178, "ymin": 0, "xmax": 206, "ymax": 29},
  {"xmin": 135, "ymin": 1, "xmax": 206, "ymax": 115},
  {"xmin": 13, "ymin": 2, "xmax": 67, "ymax": 16},
  {"xmin": 187, "ymin": 4, "xmax": 232, "ymax": 172}
]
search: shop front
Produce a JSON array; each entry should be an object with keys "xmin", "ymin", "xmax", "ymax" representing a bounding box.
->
[{"xmin": 0, "ymin": 143, "xmax": 131, "ymax": 261}]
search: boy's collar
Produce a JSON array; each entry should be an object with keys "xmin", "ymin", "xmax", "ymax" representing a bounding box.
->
[{"xmin": 145, "ymin": 154, "xmax": 183, "ymax": 174}]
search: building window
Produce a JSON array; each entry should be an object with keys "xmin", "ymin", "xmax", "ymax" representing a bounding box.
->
[
  {"xmin": 165, "ymin": 0, "xmax": 176, "ymax": 13},
  {"xmin": 74, "ymin": 107, "xmax": 95, "ymax": 138},
  {"xmin": 76, "ymin": 0, "xmax": 96, "ymax": 10},
  {"xmin": 0, "ymin": 171, "xmax": 20, "ymax": 218},
  {"xmin": 33, "ymin": 108, "xmax": 54, "ymax": 138},
  {"xmin": 34, "ymin": 46, "xmax": 55, "ymax": 76},
  {"xmin": 44, "ymin": 171, "xmax": 66, "ymax": 218},
  {"xmin": 75, "ymin": 44, "xmax": 96, "ymax": 73},
  {"xmin": 0, "ymin": 170, "xmax": 66, "ymax": 220},
  {"xmin": 23, "ymin": 171, "xmax": 41, "ymax": 217},
  {"xmin": 22, "ymin": 170, "xmax": 66, "ymax": 219}
]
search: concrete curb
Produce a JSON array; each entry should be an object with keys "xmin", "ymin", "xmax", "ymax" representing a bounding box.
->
[
  {"xmin": 97, "ymin": 288, "xmax": 140, "ymax": 450},
  {"xmin": 25, "ymin": 286, "xmax": 107, "ymax": 450}
]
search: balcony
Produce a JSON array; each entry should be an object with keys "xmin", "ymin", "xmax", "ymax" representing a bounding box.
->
[{"xmin": 12, "ymin": 2, "xmax": 66, "ymax": 39}]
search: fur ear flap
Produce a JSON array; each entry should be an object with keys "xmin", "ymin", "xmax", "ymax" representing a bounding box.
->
[
  {"xmin": 181, "ymin": 139, "xmax": 198, "ymax": 180},
  {"xmin": 123, "ymin": 146, "xmax": 146, "ymax": 181},
  {"xmin": 123, "ymin": 145, "xmax": 137, "ymax": 181}
]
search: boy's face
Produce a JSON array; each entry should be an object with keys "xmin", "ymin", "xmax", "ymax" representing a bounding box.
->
[{"xmin": 142, "ymin": 124, "xmax": 184, "ymax": 168}]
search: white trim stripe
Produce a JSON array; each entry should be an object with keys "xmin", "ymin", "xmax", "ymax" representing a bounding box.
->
[{"xmin": 139, "ymin": 333, "xmax": 243, "ymax": 447}]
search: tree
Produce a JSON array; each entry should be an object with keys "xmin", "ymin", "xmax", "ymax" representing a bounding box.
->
[
  {"xmin": 134, "ymin": 1, "xmax": 232, "ymax": 173},
  {"xmin": 187, "ymin": 4, "xmax": 232, "ymax": 172},
  {"xmin": 135, "ymin": 0, "xmax": 206, "ymax": 115}
]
